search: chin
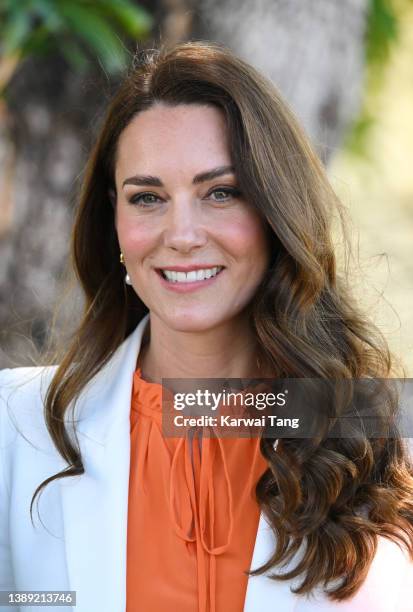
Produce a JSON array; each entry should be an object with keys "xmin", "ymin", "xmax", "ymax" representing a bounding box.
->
[{"xmin": 162, "ymin": 310, "xmax": 228, "ymax": 333}]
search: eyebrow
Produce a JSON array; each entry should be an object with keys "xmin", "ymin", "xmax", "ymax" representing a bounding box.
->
[{"xmin": 122, "ymin": 165, "xmax": 235, "ymax": 188}]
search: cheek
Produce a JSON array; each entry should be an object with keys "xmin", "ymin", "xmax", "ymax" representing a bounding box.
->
[
  {"xmin": 116, "ymin": 215, "xmax": 156, "ymax": 257},
  {"xmin": 221, "ymin": 215, "xmax": 269, "ymax": 263}
]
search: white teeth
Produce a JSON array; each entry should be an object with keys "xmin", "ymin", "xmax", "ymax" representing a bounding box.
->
[
  {"xmin": 187, "ymin": 270, "xmax": 198, "ymax": 282},
  {"xmin": 162, "ymin": 266, "xmax": 223, "ymax": 283}
]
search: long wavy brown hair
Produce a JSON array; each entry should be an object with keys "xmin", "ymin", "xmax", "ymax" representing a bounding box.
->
[{"xmin": 32, "ymin": 40, "xmax": 413, "ymax": 601}]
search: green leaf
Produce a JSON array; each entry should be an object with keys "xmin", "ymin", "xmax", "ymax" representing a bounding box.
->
[
  {"xmin": 344, "ymin": 113, "xmax": 376, "ymax": 157},
  {"xmin": 366, "ymin": 0, "xmax": 399, "ymax": 66},
  {"xmin": 31, "ymin": 0, "xmax": 66, "ymax": 33},
  {"xmin": 345, "ymin": 0, "xmax": 400, "ymax": 157},
  {"xmin": 96, "ymin": 0, "xmax": 153, "ymax": 38},
  {"xmin": 0, "ymin": 0, "xmax": 153, "ymax": 69},
  {"xmin": 1, "ymin": 0, "xmax": 31, "ymax": 19},
  {"xmin": 57, "ymin": 2, "xmax": 128, "ymax": 73},
  {"xmin": 59, "ymin": 37, "xmax": 90, "ymax": 73},
  {"xmin": 1, "ymin": 9, "xmax": 32, "ymax": 55},
  {"xmin": 22, "ymin": 26, "xmax": 56, "ymax": 57}
]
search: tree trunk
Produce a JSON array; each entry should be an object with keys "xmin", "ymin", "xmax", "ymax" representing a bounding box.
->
[{"xmin": 193, "ymin": 0, "xmax": 368, "ymax": 161}]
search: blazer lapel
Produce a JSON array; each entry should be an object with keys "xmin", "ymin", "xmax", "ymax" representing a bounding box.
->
[
  {"xmin": 244, "ymin": 515, "xmax": 305, "ymax": 612},
  {"xmin": 59, "ymin": 313, "xmax": 149, "ymax": 612},
  {"xmin": 244, "ymin": 513, "xmax": 277, "ymax": 612}
]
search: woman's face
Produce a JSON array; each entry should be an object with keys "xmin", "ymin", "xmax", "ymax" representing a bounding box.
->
[{"xmin": 114, "ymin": 102, "xmax": 271, "ymax": 332}]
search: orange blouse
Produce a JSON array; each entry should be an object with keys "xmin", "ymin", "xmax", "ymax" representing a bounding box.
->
[{"xmin": 126, "ymin": 368, "xmax": 268, "ymax": 612}]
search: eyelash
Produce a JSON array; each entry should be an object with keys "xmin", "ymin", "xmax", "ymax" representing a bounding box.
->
[{"xmin": 128, "ymin": 187, "xmax": 241, "ymax": 208}]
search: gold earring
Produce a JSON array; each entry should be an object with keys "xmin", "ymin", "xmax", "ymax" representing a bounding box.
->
[{"xmin": 120, "ymin": 252, "xmax": 125, "ymax": 264}]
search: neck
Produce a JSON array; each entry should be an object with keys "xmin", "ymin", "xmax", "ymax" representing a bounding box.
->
[{"xmin": 137, "ymin": 311, "xmax": 265, "ymax": 383}]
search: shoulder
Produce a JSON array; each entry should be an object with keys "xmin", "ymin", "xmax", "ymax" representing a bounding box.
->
[
  {"xmin": 0, "ymin": 365, "xmax": 58, "ymax": 407},
  {"xmin": 358, "ymin": 536, "xmax": 413, "ymax": 612},
  {"xmin": 296, "ymin": 536, "xmax": 413, "ymax": 611},
  {"xmin": 0, "ymin": 364, "xmax": 57, "ymax": 388},
  {"xmin": 0, "ymin": 365, "xmax": 58, "ymax": 449}
]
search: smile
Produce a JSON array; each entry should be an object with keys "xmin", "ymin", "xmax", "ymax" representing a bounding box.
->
[{"xmin": 159, "ymin": 266, "xmax": 224, "ymax": 283}]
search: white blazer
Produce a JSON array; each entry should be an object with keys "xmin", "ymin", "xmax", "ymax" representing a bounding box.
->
[{"xmin": 1, "ymin": 313, "xmax": 412, "ymax": 612}]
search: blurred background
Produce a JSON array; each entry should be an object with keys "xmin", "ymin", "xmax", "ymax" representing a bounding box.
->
[{"xmin": 0, "ymin": 0, "xmax": 412, "ymax": 372}]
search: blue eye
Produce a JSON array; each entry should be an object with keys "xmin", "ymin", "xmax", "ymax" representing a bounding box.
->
[
  {"xmin": 129, "ymin": 192, "xmax": 162, "ymax": 207},
  {"xmin": 208, "ymin": 187, "xmax": 241, "ymax": 202}
]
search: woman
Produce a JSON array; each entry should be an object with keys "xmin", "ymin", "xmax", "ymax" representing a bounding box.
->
[{"xmin": 1, "ymin": 41, "xmax": 413, "ymax": 612}]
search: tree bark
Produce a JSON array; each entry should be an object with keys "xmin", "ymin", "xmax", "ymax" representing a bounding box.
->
[{"xmin": 193, "ymin": 0, "xmax": 368, "ymax": 161}]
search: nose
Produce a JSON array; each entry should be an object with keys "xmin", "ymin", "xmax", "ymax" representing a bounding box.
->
[{"xmin": 163, "ymin": 198, "xmax": 207, "ymax": 253}]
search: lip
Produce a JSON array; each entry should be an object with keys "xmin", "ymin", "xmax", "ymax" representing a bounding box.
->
[
  {"xmin": 155, "ymin": 267, "xmax": 225, "ymax": 293},
  {"xmin": 156, "ymin": 264, "xmax": 225, "ymax": 272}
]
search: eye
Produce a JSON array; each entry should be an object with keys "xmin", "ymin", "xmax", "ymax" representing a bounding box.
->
[
  {"xmin": 207, "ymin": 187, "xmax": 242, "ymax": 202},
  {"xmin": 129, "ymin": 192, "xmax": 162, "ymax": 207},
  {"xmin": 128, "ymin": 186, "xmax": 242, "ymax": 207}
]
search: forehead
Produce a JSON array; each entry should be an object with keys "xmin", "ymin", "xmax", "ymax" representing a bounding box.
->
[{"xmin": 115, "ymin": 103, "xmax": 231, "ymax": 180}]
